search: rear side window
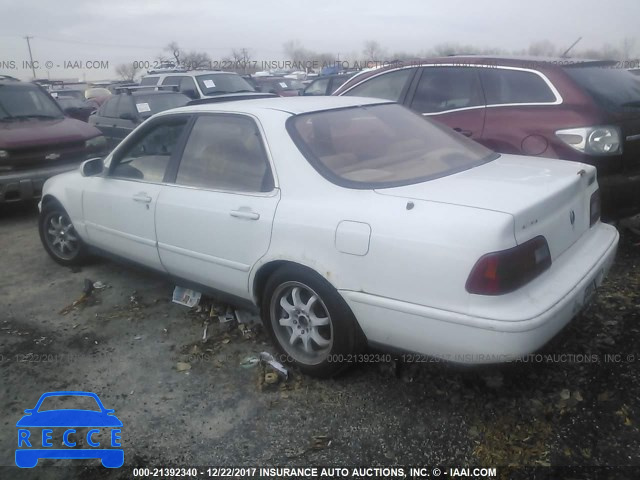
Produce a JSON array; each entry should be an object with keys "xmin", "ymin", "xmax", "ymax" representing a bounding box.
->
[
  {"xmin": 481, "ymin": 69, "xmax": 556, "ymax": 105},
  {"xmin": 176, "ymin": 115, "xmax": 274, "ymax": 192},
  {"xmin": 411, "ymin": 67, "xmax": 484, "ymax": 113},
  {"xmin": 563, "ymin": 65, "xmax": 640, "ymax": 112},
  {"xmin": 343, "ymin": 69, "xmax": 413, "ymax": 102},
  {"xmin": 288, "ymin": 103, "xmax": 497, "ymax": 188},
  {"xmin": 140, "ymin": 76, "xmax": 159, "ymax": 86}
]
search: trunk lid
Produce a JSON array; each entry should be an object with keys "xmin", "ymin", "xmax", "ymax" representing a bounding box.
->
[{"xmin": 375, "ymin": 154, "xmax": 596, "ymax": 260}]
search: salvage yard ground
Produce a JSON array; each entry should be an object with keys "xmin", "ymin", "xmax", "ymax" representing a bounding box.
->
[{"xmin": 1, "ymin": 203, "xmax": 640, "ymax": 479}]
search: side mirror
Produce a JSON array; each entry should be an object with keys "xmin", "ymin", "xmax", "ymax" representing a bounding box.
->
[
  {"xmin": 182, "ymin": 89, "xmax": 198, "ymax": 100},
  {"xmin": 81, "ymin": 157, "xmax": 104, "ymax": 177}
]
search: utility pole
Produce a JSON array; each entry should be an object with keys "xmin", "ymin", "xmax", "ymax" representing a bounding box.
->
[
  {"xmin": 24, "ymin": 36, "xmax": 36, "ymax": 79},
  {"xmin": 561, "ymin": 37, "xmax": 582, "ymax": 58}
]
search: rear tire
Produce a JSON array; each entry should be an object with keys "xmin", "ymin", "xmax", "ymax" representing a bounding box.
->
[
  {"xmin": 261, "ymin": 266, "xmax": 361, "ymax": 377},
  {"xmin": 39, "ymin": 201, "xmax": 88, "ymax": 266}
]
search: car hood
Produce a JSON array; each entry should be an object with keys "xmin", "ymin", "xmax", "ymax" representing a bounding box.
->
[
  {"xmin": 0, "ymin": 117, "xmax": 101, "ymax": 149},
  {"xmin": 16, "ymin": 410, "xmax": 123, "ymax": 427}
]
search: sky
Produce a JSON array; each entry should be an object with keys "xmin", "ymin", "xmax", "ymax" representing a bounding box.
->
[{"xmin": 1, "ymin": 0, "xmax": 639, "ymax": 81}]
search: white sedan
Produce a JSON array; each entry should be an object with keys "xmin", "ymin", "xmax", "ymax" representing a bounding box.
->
[{"xmin": 39, "ymin": 96, "xmax": 619, "ymax": 377}]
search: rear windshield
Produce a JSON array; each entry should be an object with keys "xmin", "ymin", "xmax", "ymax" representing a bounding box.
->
[
  {"xmin": 288, "ymin": 103, "xmax": 497, "ymax": 189},
  {"xmin": 140, "ymin": 76, "xmax": 160, "ymax": 86},
  {"xmin": 564, "ymin": 65, "xmax": 640, "ymax": 112},
  {"xmin": 133, "ymin": 93, "xmax": 189, "ymax": 117},
  {"xmin": 0, "ymin": 84, "xmax": 64, "ymax": 120},
  {"xmin": 195, "ymin": 74, "xmax": 255, "ymax": 95}
]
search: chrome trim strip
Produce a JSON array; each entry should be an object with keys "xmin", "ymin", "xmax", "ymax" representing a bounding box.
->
[
  {"xmin": 85, "ymin": 221, "xmax": 156, "ymax": 247},
  {"xmin": 157, "ymin": 241, "xmax": 250, "ymax": 272},
  {"xmin": 342, "ymin": 63, "xmax": 564, "ymax": 110}
]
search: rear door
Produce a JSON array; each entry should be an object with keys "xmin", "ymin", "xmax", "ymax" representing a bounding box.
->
[
  {"xmin": 112, "ymin": 95, "xmax": 139, "ymax": 144},
  {"xmin": 408, "ymin": 66, "xmax": 486, "ymax": 140},
  {"xmin": 82, "ymin": 115, "xmax": 191, "ymax": 269},
  {"xmin": 155, "ymin": 113, "xmax": 280, "ymax": 299},
  {"xmin": 90, "ymin": 96, "xmax": 120, "ymax": 146}
]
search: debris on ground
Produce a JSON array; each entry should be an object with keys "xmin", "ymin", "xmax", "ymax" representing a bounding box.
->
[
  {"xmin": 93, "ymin": 280, "xmax": 107, "ymax": 290},
  {"xmin": 240, "ymin": 356, "xmax": 260, "ymax": 368},
  {"xmin": 202, "ymin": 320, "xmax": 209, "ymax": 343},
  {"xmin": 218, "ymin": 306, "xmax": 235, "ymax": 323},
  {"xmin": 59, "ymin": 279, "xmax": 100, "ymax": 315},
  {"xmin": 172, "ymin": 286, "xmax": 202, "ymax": 308},
  {"xmin": 260, "ymin": 351, "xmax": 288, "ymax": 379},
  {"xmin": 176, "ymin": 362, "xmax": 191, "ymax": 372}
]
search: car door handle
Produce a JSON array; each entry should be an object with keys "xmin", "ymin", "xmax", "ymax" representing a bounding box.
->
[
  {"xmin": 453, "ymin": 127, "xmax": 473, "ymax": 137},
  {"xmin": 230, "ymin": 209, "xmax": 260, "ymax": 220},
  {"xmin": 132, "ymin": 193, "xmax": 152, "ymax": 204}
]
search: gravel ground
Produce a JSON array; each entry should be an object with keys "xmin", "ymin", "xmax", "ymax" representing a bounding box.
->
[{"xmin": 1, "ymin": 203, "xmax": 639, "ymax": 480}]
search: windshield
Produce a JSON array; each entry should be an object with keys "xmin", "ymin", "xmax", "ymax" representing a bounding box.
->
[
  {"xmin": 564, "ymin": 65, "xmax": 640, "ymax": 112},
  {"xmin": 133, "ymin": 93, "xmax": 190, "ymax": 118},
  {"xmin": 288, "ymin": 103, "xmax": 497, "ymax": 188},
  {"xmin": 195, "ymin": 73, "xmax": 255, "ymax": 95},
  {"xmin": 56, "ymin": 96, "xmax": 86, "ymax": 109},
  {"xmin": 0, "ymin": 84, "xmax": 64, "ymax": 120}
]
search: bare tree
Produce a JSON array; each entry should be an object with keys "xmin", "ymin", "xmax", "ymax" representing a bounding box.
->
[
  {"xmin": 231, "ymin": 48, "xmax": 252, "ymax": 72},
  {"xmin": 622, "ymin": 37, "xmax": 636, "ymax": 60},
  {"xmin": 164, "ymin": 41, "xmax": 183, "ymax": 66},
  {"xmin": 527, "ymin": 40, "xmax": 557, "ymax": 57},
  {"xmin": 181, "ymin": 51, "xmax": 212, "ymax": 70},
  {"xmin": 363, "ymin": 40, "xmax": 383, "ymax": 61},
  {"xmin": 283, "ymin": 40, "xmax": 312, "ymax": 64},
  {"xmin": 115, "ymin": 63, "xmax": 140, "ymax": 81}
]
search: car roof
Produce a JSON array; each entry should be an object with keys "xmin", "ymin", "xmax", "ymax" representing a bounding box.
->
[
  {"xmin": 164, "ymin": 95, "xmax": 392, "ymax": 116},
  {"xmin": 148, "ymin": 70, "xmax": 238, "ymax": 77}
]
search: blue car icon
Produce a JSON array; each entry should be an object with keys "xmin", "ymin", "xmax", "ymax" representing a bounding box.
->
[{"xmin": 16, "ymin": 391, "xmax": 123, "ymax": 468}]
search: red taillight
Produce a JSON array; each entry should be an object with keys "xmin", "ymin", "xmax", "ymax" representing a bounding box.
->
[
  {"xmin": 590, "ymin": 190, "xmax": 601, "ymax": 226},
  {"xmin": 465, "ymin": 236, "xmax": 552, "ymax": 295}
]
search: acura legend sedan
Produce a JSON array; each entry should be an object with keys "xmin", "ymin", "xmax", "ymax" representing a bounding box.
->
[{"xmin": 38, "ymin": 96, "xmax": 619, "ymax": 377}]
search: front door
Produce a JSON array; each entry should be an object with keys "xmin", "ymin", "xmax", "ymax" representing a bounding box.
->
[
  {"xmin": 155, "ymin": 114, "xmax": 280, "ymax": 299},
  {"xmin": 82, "ymin": 116, "xmax": 191, "ymax": 270}
]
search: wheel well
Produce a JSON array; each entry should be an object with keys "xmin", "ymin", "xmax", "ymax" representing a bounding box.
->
[
  {"xmin": 253, "ymin": 261, "xmax": 326, "ymax": 305},
  {"xmin": 40, "ymin": 194, "xmax": 60, "ymax": 208}
]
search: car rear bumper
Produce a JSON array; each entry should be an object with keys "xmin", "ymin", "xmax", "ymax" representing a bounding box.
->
[
  {"xmin": 0, "ymin": 162, "xmax": 83, "ymax": 203},
  {"xmin": 340, "ymin": 223, "xmax": 619, "ymax": 362}
]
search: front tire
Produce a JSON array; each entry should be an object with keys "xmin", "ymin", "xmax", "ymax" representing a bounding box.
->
[
  {"xmin": 262, "ymin": 266, "xmax": 361, "ymax": 377},
  {"xmin": 39, "ymin": 201, "xmax": 88, "ymax": 266}
]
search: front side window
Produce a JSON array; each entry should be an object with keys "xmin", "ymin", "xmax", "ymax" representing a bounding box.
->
[
  {"xmin": 176, "ymin": 115, "xmax": 274, "ymax": 192},
  {"xmin": 481, "ymin": 69, "xmax": 557, "ymax": 105},
  {"xmin": 343, "ymin": 69, "xmax": 413, "ymax": 102},
  {"xmin": 111, "ymin": 120, "xmax": 188, "ymax": 182},
  {"xmin": 411, "ymin": 67, "xmax": 484, "ymax": 113},
  {"xmin": 288, "ymin": 103, "xmax": 497, "ymax": 188}
]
